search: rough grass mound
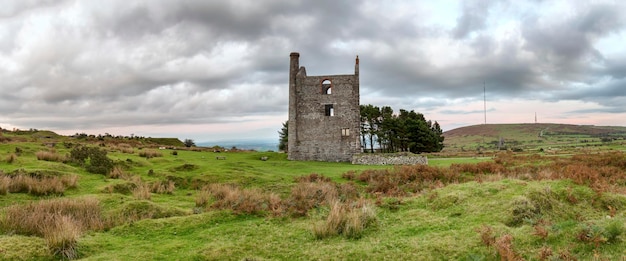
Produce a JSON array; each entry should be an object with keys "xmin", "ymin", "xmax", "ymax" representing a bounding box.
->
[{"xmin": 0, "ymin": 198, "xmax": 104, "ymax": 259}]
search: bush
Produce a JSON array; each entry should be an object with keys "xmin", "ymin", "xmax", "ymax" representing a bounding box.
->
[{"xmin": 69, "ymin": 146, "xmax": 113, "ymax": 174}]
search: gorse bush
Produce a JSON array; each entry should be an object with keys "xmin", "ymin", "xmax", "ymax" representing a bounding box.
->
[{"xmin": 69, "ymin": 146, "xmax": 113, "ymax": 174}]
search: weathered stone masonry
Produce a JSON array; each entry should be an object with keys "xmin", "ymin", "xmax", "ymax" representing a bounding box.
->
[{"xmin": 288, "ymin": 52, "xmax": 361, "ymax": 162}]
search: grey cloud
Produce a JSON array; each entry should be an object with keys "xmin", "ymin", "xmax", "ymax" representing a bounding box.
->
[
  {"xmin": 452, "ymin": 0, "xmax": 500, "ymax": 39},
  {"xmin": 2, "ymin": 0, "xmax": 626, "ymax": 138}
]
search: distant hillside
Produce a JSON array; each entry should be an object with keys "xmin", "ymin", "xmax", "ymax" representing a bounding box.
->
[
  {"xmin": 443, "ymin": 123, "xmax": 626, "ymax": 152},
  {"xmin": 197, "ymin": 140, "xmax": 278, "ymax": 151}
]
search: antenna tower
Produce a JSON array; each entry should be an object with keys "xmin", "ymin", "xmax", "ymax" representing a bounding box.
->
[{"xmin": 483, "ymin": 82, "xmax": 486, "ymax": 125}]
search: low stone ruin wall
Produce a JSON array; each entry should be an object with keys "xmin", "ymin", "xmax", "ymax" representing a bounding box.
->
[{"xmin": 351, "ymin": 153, "xmax": 428, "ymax": 165}]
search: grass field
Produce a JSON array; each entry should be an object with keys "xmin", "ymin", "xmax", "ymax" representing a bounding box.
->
[{"xmin": 1, "ymin": 130, "xmax": 626, "ymax": 260}]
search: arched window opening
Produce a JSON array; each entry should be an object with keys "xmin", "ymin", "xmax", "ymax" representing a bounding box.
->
[{"xmin": 322, "ymin": 79, "xmax": 332, "ymax": 94}]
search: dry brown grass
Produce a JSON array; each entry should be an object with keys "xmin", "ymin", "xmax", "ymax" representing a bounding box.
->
[
  {"xmin": 151, "ymin": 180, "xmax": 176, "ymax": 194},
  {"xmin": 287, "ymin": 181, "xmax": 339, "ymax": 216},
  {"xmin": 5, "ymin": 153, "xmax": 17, "ymax": 163},
  {"xmin": 0, "ymin": 173, "xmax": 77, "ymax": 196},
  {"xmin": 1, "ymin": 197, "xmax": 104, "ymax": 259},
  {"xmin": 115, "ymin": 143, "xmax": 135, "ymax": 154},
  {"xmin": 132, "ymin": 183, "xmax": 152, "ymax": 200},
  {"xmin": 42, "ymin": 216, "xmax": 81, "ymax": 259},
  {"xmin": 201, "ymin": 184, "xmax": 283, "ymax": 216},
  {"xmin": 139, "ymin": 150, "xmax": 163, "ymax": 159},
  {"xmin": 35, "ymin": 150, "xmax": 66, "ymax": 162},
  {"xmin": 107, "ymin": 166, "xmax": 129, "ymax": 179},
  {"xmin": 357, "ymin": 165, "xmax": 461, "ymax": 196},
  {"xmin": 353, "ymin": 151, "xmax": 626, "ymax": 196},
  {"xmin": 312, "ymin": 200, "xmax": 377, "ymax": 239},
  {"xmin": 494, "ymin": 234, "xmax": 523, "ymax": 261}
]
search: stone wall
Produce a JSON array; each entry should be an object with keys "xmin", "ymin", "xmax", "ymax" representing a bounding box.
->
[{"xmin": 351, "ymin": 153, "xmax": 428, "ymax": 165}]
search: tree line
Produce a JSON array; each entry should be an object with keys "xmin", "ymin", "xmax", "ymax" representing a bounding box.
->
[
  {"xmin": 360, "ymin": 104, "xmax": 444, "ymax": 153},
  {"xmin": 278, "ymin": 104, "xmax": 444, "ymax": 153}
]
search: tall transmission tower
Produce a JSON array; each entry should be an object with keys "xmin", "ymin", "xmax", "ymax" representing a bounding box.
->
[{"xmin": 483, "ymin": 82, "xmax": 487, "ymax": 125}]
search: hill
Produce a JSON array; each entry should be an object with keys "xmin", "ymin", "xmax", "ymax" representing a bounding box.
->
[{"xmin": 443, "ymin": 123, "xmax": 626, "ymax": 152}]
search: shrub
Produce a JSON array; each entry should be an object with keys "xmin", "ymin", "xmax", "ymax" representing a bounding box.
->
[{"xmin": 69, "ymin": 146, "xmax": 113, "ymax": 174}]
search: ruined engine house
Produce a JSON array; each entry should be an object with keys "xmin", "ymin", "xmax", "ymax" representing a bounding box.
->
[{"xmin": 287, "ymin": 52, "xmax": 361, "ymax": 162}]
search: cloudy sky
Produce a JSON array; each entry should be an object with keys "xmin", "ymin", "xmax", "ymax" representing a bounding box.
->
[{"xmin": 2, "ymin": 0, "xmax": 626, "ymax": 143}]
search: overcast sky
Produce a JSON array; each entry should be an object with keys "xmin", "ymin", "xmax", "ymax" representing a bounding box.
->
[{"xmin": 2, "ymin": 0, "xmax": 626, "ymax": 143}]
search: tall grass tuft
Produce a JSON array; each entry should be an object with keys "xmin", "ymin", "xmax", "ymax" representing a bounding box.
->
[
  {"xmin": 0, "ymin": 173, "xmax": 78, "ymax": 196},
  {"xmin": 42, "ymin": 216, "xmax": 81, "ymax": 259},
  {"xmin": 312, "ymin": 200, "xmax": 377, "ymax": 239},
  {"xmin": 132, "ymin": 182, "xmax": 152, "ymax": 200},
  {"xmin": 5, "ymin": 153, "xmax": 17, "ymax": 163},
  {"xmin": 288, "ymin": 181, "xmax": 338, "ymax": 216},
  {"xmin": 1, "ymin": 197, "xmax": 104, "ymax": 259},
  {"xmin": 139, "ymin": 150, "xmax": 163, "ymax": 159},
  {"xmin": 35, "ymin": 150, "xmax": 66, "ymax": 162},
  {"xmin": 151, "ymin": 180, "xmax": 176, "ymax": 194},
  {"xmin": 201, "ymin": 184, "xmax": 284, "ymax": 216}
]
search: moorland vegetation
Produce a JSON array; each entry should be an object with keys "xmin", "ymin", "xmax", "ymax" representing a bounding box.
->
[{"xmin": 0, "ymin": 127, "xmax": 625, "ymax": 260}]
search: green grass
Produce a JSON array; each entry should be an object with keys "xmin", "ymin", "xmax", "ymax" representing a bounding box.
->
[{"xmin": 2, "ymin": 134, "xmax": 626, "ymax": 260}]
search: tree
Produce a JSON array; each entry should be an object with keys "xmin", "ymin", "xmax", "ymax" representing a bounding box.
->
[
  {"xmin": 360, "ymin": 104, "xmax": 381, "ymax": 153},
  {"xmin": 359, "ymin": 104, "xmax": 445, "ymax": 154},
  {"xmin": 278, "ymin": 121, "xmax": 288, "ymax": 152},
  {"xmin": 183, "ymin": 139, "xmax": 195, "ymax": 147}
]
